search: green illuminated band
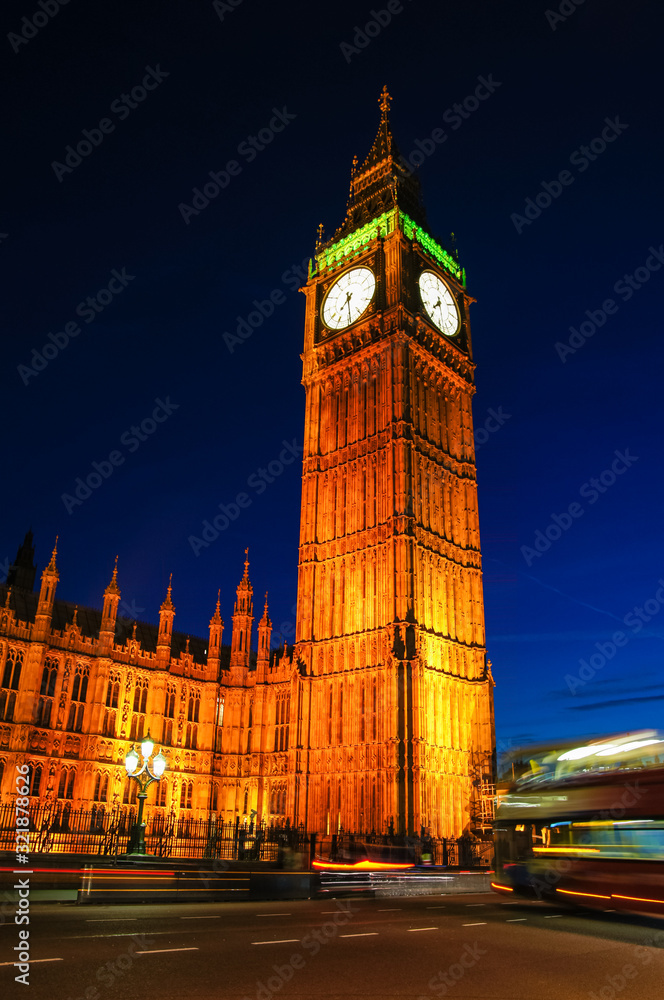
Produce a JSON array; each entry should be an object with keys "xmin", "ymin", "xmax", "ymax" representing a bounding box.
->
[{"xmin": 311, "ymin": 209, "xmax": 464, "ymax": 285}]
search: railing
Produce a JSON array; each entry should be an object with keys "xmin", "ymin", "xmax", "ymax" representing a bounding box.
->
[
  {"xmin": 0, "ymin": 802, "xmax": 493, "ymax": 866},
  {"xmin": 0, "ymin": 802, "xmax": 306, "ymax": 860}
]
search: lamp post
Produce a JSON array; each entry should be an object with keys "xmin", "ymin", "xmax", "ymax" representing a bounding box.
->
[{"xmin": 123, "ymin": 733, "xmax": 167, "ymax": 857}]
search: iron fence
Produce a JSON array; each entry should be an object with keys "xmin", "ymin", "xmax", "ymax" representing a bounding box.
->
[{"xmin": 0, "ymin": 802, "xmax": 306, "ymax": 860}]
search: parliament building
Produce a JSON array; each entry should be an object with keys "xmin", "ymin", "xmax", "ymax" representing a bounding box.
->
[{"xmin": 0, "ymin": 90, "xmax": 495, "ymax": 838}]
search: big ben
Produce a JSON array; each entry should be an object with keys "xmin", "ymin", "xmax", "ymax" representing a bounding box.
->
[{"xmin": 293, "ymin": 88, "xmax": 495, "ymax": 838}]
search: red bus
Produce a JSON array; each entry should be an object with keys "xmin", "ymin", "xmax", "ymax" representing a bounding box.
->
[{"xmin": 491, "ymin": 731, "xmax": 664, "ymax": 913}]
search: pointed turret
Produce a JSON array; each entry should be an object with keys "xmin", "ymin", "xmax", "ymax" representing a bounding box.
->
[
  {"xmin": 157, "ymin": 574, "xmax": 175, "ymax": 667},
  {"xmin": 207, "ymin": 590, "xmax": 224, "ymax": 676},
  {"xmin": 257, "ymin": 592, "xmax": 272, "ymax": 673},
  {"xmin": 7, "ymin": 529, "xmax": 36, "ymax": 591},
  {"xmin": 99, "ymin": 556, "xmax": 121, "ymax": 652},
  {"xmin": 34, "ymin": 538, "xmax": 59, "ymax": 641},
  {"xmin": 230, "ymin": 549, "xmax": 253, "ymax": 672}
]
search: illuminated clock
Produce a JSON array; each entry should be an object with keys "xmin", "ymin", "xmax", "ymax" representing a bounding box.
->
[
  {"xmin": 419, "ymin": 271, "xmax": 460, "ymax": 337},
  {"xmin": 322, "ymin": 266, "xmax": 376, "ymax": 330}
]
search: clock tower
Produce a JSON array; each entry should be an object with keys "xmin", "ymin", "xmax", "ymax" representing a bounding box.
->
[{"xmin": 294, "ymin": 88, "xmax": 495, "ymax": 838}]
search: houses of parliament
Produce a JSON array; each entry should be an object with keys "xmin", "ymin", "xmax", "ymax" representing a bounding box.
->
[{"xmin": 0, "ymin": 90, "xmax": 495, "ymax": 839}]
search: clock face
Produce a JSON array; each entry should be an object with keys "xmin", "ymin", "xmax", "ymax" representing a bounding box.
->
[
  {"xmin": 322, "ymin": 266, "xmax": 376, "ymax": 330},
  {"xmin": 418, "ymin": 271, "xmax": 460, "ymax": 337}
]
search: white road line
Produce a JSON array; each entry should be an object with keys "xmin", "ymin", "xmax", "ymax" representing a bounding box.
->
[
  {"xmin": 180, "ymin": 915, "xmax": 221, "ymax": 920},
  {"xmin": 425, "ymin": 905, "xmax": 446, "ymax": 909},
  {"xmin": 252, "ymin": 939, "xmax": 300, "ymax": 946},
  {"xmin": 507, "ymin": 918, "xmax": 527, "ymax": 922},
  {"xmin": 340, "ymin": 932, "xmax": 379, "ymax": 938},
  {"xmin": 544, "ymin": 914, "xmax": 563, "ymax": 918},
  {"xmin": 408, "ymin": 927, "xmax": 437, "ymax": 933},
  {"xmin": 255, "ymin": 913, "xmax": 291, "ymax": 917},
  {"xmin": 465, "ymin": 903, "xmax": 486, "ymax": 907},
  {"xmin": 136, "ymin": 947, "xmax": 199, "ymax": 955},
  {"xmin": 0, "ymin": 958, "xmax": 63, "ymax": 966},
  {"xmin": 462, "ymin": 922, "xmax": 487, "ymax": 927},
  {"xmin": 377, "ymin": 908, "xmax": 401, "ymax": 911},
  {"xmin": 85, "ymin": 918, "xmax": 138, "ymax": 922}
]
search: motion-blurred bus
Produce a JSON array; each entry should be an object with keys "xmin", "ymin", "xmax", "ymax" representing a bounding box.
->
[{"xmin": 491, "ymin": 731, "xmax": 664, "ymax": 913}]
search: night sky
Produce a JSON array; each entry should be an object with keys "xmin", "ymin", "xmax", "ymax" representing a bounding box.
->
[{"xmin": 4, "ymin": 0, "xmax": 663, "ymax": 753}]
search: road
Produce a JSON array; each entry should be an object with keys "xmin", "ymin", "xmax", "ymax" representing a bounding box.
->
[{"xmin": 2, "ymin": 891, "xmax": 664, "ymax": 999}]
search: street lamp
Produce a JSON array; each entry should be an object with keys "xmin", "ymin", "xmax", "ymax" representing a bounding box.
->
[{"xmin": 123, "ymin": 733, "xmax": 167, "ymax": 857}]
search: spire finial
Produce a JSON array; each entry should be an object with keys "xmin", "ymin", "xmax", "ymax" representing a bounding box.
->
[
  {"xmin": 4, "ymin": 586, "xmax": 12, "ymax": 608},
  {"xmin": 315, "ymin": 222, "xmax": 325, "ymax": 251},
  {"xmin": 216, "ymin": 589, "xmax": 221, "ymax": 612},
  {"xmin": 379, "ymin": 85, "xmax": 392, "ymax": 122},
  {"xmin": 161, "ymin": 574, "xmax": 174, "ymax": 611},
  {"xmin": 243, "ymin": 548, "xmax": 250, "ymax": 580},
  {"xmin": 264, "ymin": 591, "xmax": 269, "ymax": 613},
  {"xmin": 72, "ymin": 605, "xmax": 78, "ymax": 627},
  {"xmin": 105, "ymin": 555, "xmax": 120, "ymax": 595},
  {"xmin": 47, "ymin": 536, "xmax": 58, "ymax": 571}
]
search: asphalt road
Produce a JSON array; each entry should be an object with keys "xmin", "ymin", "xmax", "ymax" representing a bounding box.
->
[{"xmin": 2, "ymin": 892, "xmax": 664, "ymax": 1000}]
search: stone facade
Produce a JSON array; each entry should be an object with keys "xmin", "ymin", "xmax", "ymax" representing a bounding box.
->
[{"xmin": 0, "ymin": 91, "xmax": 494, "ymax": 839}]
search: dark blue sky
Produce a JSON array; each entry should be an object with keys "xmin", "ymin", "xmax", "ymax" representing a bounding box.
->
[{"xmin": 3, "ymin": 0, "xmax": 663, "ymax": 750}]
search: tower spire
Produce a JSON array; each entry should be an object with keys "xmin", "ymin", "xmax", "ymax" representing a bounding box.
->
[
  {"xmin": 230, "ymin": 551, "xmax": 254, "ymax": 672},
  {"xmin": 100, "ymin": 556, "xmax": 121, "ymax": 649},
  {"xmin": 322, "ymin": 87, "xmax": 427, "ymax": 247},
  {"xmin": 47, "ymin": 536, "xmax": 58, "ymax": 572}
]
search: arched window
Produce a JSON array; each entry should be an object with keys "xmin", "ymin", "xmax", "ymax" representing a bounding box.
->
[
  {"xmin": 40, "ymin": 659, "xmax": 58, "ymax": 697},
  {"xmin": 185, "ymin": 723, "xmax": 197, "ymax": 749},
  {"xmin": 180, "ymin": 781, "xmax": 193, "ymax": 809},
  {"xmin": 58, "ymin": 768, "xmax": 75, "ymax": 800},
  {"xmin": 157, "ymin": 780, "xmax": 168, "ymax": 807},
  {"xmin": 163, "ymin": 719, "xmax": 173, "ymax": 746},
  {"xmin": 106, "ymin": 678, "xmax": 120, "ymax": 708},
  {"xmin": 187, "ymin": 690, "xmax": 200, "ymax": 723},
  {"xmin": 123, "ymin": 782, "xmax": 137, "ymax": 805},
  {"xmin": 94, "ymin": 773, "xmax": 108, "ymax": 802},
  {"xmin": 68, "ymin": 663, "xmax": 89, "ymax": 732},
  {"xmin": 28, "ymin": 764, "xmax": 42, "ymax": 797},
  {"xmin": 164, "ymin": 685, "xmax": 176, "ymax": 718},
  {"xmin": 2, "ymin": 647, "xmax": 23, "ymax": 690},
  {"xmin": 273, "ymin": 692, "xmax": 290, "ymax": 752}
]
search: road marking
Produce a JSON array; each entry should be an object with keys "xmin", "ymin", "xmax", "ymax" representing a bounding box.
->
[
  {"xmin": 462, "ymin": 922, "xmax": 487, "ymax": 927},
  {"xmin": 255, "ymin": 913, "xmax": 291, "ymax": 917},
  {"xmin": 377, "ymin": 908, "xmax": 401, "ymax": 911},
  {"xmin": 340, "ymin": 932, "xmax": 379, "ymax": 938},
  {"xmin": 136, "ymin": 947, "xmax": 199, "ymax": 955},
  {"xmin": 544, "ymin": 914, "xmax": 563, "ymax": 918},
  {"xmin": 252, "ymin": 939, "xmax": 300, "ymax": 946},
  {"xmin": 408, "ymin": 927, "xmax": 437, "ymax": 932},
  {"xmin": 86, "ymin": 918, "xmax": 138, "ymax": 922},
  {"xmin": 506, "ymin": 918, "xmax": 527, "ymax": 922},
  {"xmin": 465, "ymin": 903, "xmax": 486, "ymax": 907},
  {"xmin": 425, "ymin": 905, "xmax": 446, "ymax": 909},
  {"xmin": 180, "ymin": 915, "xmax": 221, "ymax": 920},
  {"xmin": 0, "ymin": 958, "xmax": 63, "ymax": 966}
]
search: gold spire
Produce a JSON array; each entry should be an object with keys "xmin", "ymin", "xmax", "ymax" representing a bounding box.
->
[
  {"xmin": 243, "ymin": 548, "xmax": 250, "ymax": 581},
  {"xmin": 378, "ymin": 84, "xmax": 392, "ymax": 122},
  {"xmin": 47, "ymin": 536, "xmax": 59, "ymax": 572},
  {"xmin": 161, "ymin": 573, "xmax": 174, "ymax": 611},
  {"xmin": 105, "ymin": 555, "xmax": 120, "ymax": 595}
]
